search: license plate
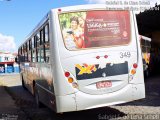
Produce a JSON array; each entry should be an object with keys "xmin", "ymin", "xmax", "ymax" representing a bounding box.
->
[{"xmin": 96, "ymin": 81, "xmax": 112, "ymax": 89}]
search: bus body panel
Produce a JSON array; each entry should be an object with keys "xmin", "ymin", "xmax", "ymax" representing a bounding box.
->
[
  {"xmin": 20, "ymin": 62, "xmax": 57, "ymax": 110},
  {"xmin": 49, "ymin": 10, "xmax": 77, "ymax": 96},
  {"xmin": 56, "ymin": 94, "xmax": 77, "ymax": 113},
  {"xmin": 60, "ymin": 50, "xmax": 137, "ymax": 95}
]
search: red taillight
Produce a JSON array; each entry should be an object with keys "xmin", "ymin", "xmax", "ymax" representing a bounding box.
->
[
  {"xmin": 104, "ymin": 55, "xmax": 108, "ymax": 58},
  {"xmin": 96, "ymin": 56, "xmax": 100, "ymax": 59},
  {"xmin": 133, "ymin": 63, "xmax": 138, "ymax": 69},
  {"xmin": 65, "ymin": 72, "xmax": 70, "ymax": 77}
]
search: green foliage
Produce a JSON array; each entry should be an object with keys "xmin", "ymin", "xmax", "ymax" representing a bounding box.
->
[{"xmin": 59, "ymin": 12, "xmax": 86, "ymax": 29}]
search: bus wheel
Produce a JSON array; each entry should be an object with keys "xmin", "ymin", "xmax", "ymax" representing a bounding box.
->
[{"xmin": 34, "ymin": 84, "xmax": 43, "ymax": 108}]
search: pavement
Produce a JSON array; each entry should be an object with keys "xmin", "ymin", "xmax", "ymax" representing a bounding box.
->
[
  {"xmin": 0, "ymin": 74, "xmax": 23, "ymax": 120},
  {"xmin": 0, "ymin": 73, "xmax": 21, "ymax": 87},
  {"xmin": 0, "ymin": 85, "xmax": 19, "ymax": 113}
]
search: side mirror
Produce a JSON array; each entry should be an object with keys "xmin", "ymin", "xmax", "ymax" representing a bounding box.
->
[
  {"xmin": 15, "ymin": 57, "xmax": 18, "ymax": 62},
  {"xmin": 15, "ymin": 56, "xmax": 20, "ymax": 64},
  {"xmin": 15, "ymin": 55, "xmax": 25, "ymax": 64}
]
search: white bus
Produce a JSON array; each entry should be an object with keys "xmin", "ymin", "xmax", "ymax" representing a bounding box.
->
[{"xmin": 18, "ymin": 4, "xmax": 145, "ymax": 113}]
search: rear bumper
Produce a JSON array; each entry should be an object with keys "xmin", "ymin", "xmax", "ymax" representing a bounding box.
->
[
  {"xmin": 76, "ymin": 83, "xmax": 145, "ymax": 111},
  {"xmin": 56, "ymin": 83, "xmax": 145, "ymax": 113}
]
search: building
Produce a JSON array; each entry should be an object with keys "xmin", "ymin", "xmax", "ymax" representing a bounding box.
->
[
  {"xmin": 136, "ymin": 4, "xmax": 160, "ymax": 74},
  {"xmin": 0, "ymin": 52, "xmax": 19, "ymax": 74}
]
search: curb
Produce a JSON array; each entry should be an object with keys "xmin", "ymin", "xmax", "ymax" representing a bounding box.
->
[{"xmin": 0, "ymin": 73, "xmax": 20, "ymax": 76}]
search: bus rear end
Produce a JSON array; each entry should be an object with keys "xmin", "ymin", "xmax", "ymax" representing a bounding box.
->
[{"xmin": 52, "ymin": 5, "xmax": 145, "ymax": 113}]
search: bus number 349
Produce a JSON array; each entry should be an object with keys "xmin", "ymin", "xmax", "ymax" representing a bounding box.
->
[{"xmin": 120, "ymin": 52, "xmax": 131, "ymax": 58}]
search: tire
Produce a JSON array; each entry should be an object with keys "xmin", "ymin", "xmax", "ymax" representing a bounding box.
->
[{"xmin": 34, "ymin": 84, "xmax": 43, "ymax": 108}]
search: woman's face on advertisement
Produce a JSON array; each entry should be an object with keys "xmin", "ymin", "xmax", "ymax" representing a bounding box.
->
[
  {"xmin": 78, "ymin": 17, "xmax": 84, "ymax": 27},
  {"xmin": 71, "ymin": 20, "xmax": 78, "ymax": 30}
]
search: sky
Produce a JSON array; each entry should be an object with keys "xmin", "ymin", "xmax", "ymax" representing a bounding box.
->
[{"xmin": 0, "ymin": 0, "xmax": 159, "ymax": 53}]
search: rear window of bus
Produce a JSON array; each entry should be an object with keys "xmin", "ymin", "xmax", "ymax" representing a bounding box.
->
[{"xmin": 59, "ymin": 10, "xmax": 131, "ymax": 50}]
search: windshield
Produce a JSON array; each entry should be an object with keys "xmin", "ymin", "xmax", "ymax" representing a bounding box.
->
[{"xmin": 59, "ymin": 10, "xmax": 131, "ymax": 50}]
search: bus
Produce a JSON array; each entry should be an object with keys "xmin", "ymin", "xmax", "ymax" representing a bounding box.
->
[
  {"xmin": 139, "ymin": 35, "xmax": 151, "ymax": 77},
  {"xmin": 17, "ymin": 4, "xmax": 145, "ymax": 113}
]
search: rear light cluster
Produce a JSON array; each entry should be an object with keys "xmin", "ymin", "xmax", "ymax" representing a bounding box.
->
[
  {"xmin": 129, "ymin": 63, "xmax": 138, "ymax": 81},
  {"xmin": 96, "ymin": 55, "xmax": 108, "ymax": 59},
  {"xmin": 131, "ymin": 63, "xmax": 138, "ymax": 75},
  {"xmin": 64, "ymin": 71, "xmax": 78, "ymax": 88}
]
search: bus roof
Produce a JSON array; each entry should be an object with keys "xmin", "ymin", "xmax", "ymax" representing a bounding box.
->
[{"xmin": 51, "ymin": 4, "xmax": 134, "ymax": 13}]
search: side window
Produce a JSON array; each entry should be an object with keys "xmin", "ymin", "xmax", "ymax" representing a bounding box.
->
[
  {"xmin": 31, "ymin": 37, "xmax": 36, "ymax": 62},
  {"xmin": 40, "ymin": 29, "xmax": 44, "ymax": 45},
  {"xmin": 44, "ymin": 24, "xmax": 50, "ymax": 63},
  {"xmin": 20, "ymin": 47, "xmax": 22, "ymax": 55},
  {"xmin": 18, "ymin": 48, "xmax": 21, "ymax": 56},
  {"xmin": 35, "ymin": 29, "xmax": 46, "ymax": 63},
  {"xmin": 40, "ymin": 28, "xmax": 45, "ymax": 62},
  {"xmin": 36, "ymin": 32, "xmax": 41, "ymax": 47},
  {"xmin": 36, "ymin": 28, "xmax": 45, "ymax": 63},
  {"xmin": 20, "ymin": 45, "xmax": 25, "ymax": 62},
  {"xmin": 37, "ymin": 31, "xmax": 42, "ymax": 62},
  {"xmin": 45, "ymin": 24, "xmax": 49, "ymax": 43},
  {"xmin": 26, "ymin": 43, "xmax": 29, "ymax": 62},
  {"xmin": 29, "ymin": 39, "xmax": 32, "ymax": 50},
  {"xmin": 33, "ymin": 36, "xmax": 37, "ymax": 62},
  {"xmin": 32, "ymin": 49, "xmax": 36, "ymax": 62},
  {"xmin": 24, "ymin": 43, "xmax": 28, "ymax": 62},
  {"xmin": 37, "ymin": 46, "xmax": 44, "ymax": 63},
  {"xmin": 18, "ymin": 45, "xmax": 26, "ymax": 62},
  {"xmin": 32, "ymin": 37, "xmax": 34, "ymax": 49},
  {"xmin": 21, "ymin": 46, "xmax": 24, "ymax": 60},
  {"xmin": 28, "ymin": 40, "xmax": 32, "ymax": 62},
  {"xmin": 21, "ymin": 23, "xmax": 50, "ymax": 63},
  {"xmin": 44, "ymin": 43, "xmax": 50, "ymax": 63}
]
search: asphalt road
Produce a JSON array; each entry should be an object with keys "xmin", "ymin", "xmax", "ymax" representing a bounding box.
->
[{"xmin": 0, "ymin": 74, "xmax": 160, "ymax": 120}]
